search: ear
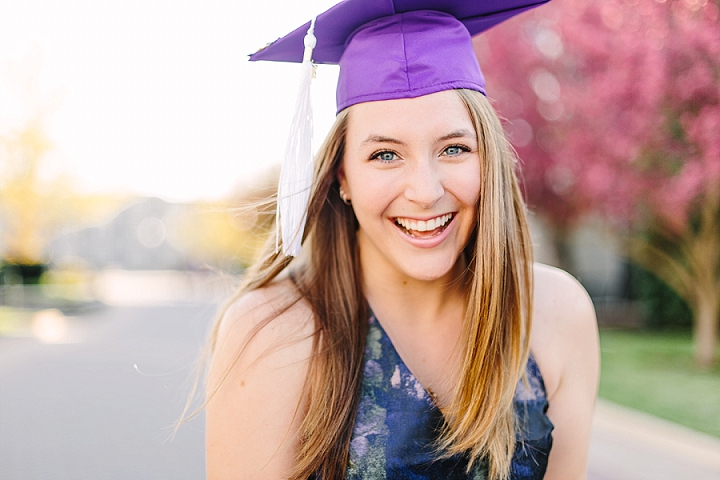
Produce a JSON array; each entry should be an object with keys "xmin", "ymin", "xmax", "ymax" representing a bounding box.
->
[{"xmin": 336, "ymin": 164, "xmax": 348, "ymax": 193}]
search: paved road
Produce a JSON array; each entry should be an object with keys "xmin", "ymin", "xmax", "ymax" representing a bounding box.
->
[
  {"xmin": 2, "ymin": 302, "xmax": 719, "ymax": 479},
  {"xmin": 0, "ymin": 304, "xmax": 213, "ymax": 480},
  {"xmin": 587, "ymin": 399, "xmax": 720, "ymax": 479}
]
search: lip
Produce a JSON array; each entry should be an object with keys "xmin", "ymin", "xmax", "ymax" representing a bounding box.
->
[{"xmin": 390, "ymin": 212, "xmax": 456, "ymax": 248}]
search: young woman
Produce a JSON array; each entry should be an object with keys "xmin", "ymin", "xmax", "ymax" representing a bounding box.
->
[{"xmin": 205, "ymin": 3, "xmax": 599, "ymax": 479}]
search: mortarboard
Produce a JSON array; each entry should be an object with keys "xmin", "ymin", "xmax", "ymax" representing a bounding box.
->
[
  {"xmin": 250, "ymin": 0, "xmax": 550, "ymax": 256},
  {"xmin": 251, "ymin": 0, "xmax": 549, "ymax": 112}
]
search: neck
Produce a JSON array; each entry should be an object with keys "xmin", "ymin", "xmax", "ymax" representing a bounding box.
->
[{"xmin": 359, "ymin": 249, "xmax": 468, "ymax": 330}]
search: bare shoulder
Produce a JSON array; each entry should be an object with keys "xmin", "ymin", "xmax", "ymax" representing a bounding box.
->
[
  {"xmin": 531, "ymin": 262, "xmax": 598, "ymax": 398},
  {"xmin": 532, "ymin": 263, "xmax": 597, "ymax": 339},
  {"xmin": 214, "ymin": 278, "xmax": 315, "ymax": 357},
  {"xmin": 530, "ymin": 263, "xmax": 600, "ymax": 480},
  {"xmin": 206, "ymin": 278, "xmax": 315, "ymax": 480}
]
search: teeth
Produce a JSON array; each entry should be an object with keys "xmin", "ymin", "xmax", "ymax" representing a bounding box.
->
[{"xmin": 396, "ymin": 213, "xmax": 453, "ymax": 232}]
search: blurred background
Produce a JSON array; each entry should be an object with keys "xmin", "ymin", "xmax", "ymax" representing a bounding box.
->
[{"xmin": 0, "ymin": 0, "xmax": 718, "ymax": 478}]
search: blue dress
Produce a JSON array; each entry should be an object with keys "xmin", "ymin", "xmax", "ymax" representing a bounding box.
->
[{"xmin": 345, "ymin": 314, "xmax": 553, "ymax": 479}]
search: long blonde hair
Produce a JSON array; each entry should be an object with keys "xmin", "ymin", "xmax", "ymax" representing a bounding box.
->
[{"xmin": 205, "ymin": 89, "xmax": 533, "ymax": 480}]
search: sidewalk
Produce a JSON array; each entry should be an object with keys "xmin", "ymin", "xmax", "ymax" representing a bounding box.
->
[
  {"xmin": 588, "ymin": 399, "xmax": 720, "ymax": 479},
  {"xmin": 92, "ymin": 268, "xmax": 237, "ymax": 305}
]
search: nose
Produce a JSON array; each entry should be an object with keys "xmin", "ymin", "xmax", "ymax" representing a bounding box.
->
[{"xmin": 403, "ymin": 158, "xmax": 444, "ymax": 209}]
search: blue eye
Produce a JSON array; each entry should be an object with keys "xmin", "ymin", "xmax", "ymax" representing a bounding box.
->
[
  {"xmin": 443, "ymin": 145, "xmax": 469, "ymax": 156},
  {"xmin": 371, "ymin": 150, "xmax": 399, "ymax": 162}
]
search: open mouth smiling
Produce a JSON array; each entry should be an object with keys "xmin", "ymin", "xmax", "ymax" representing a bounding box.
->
[{"xmin": 393, "ymin": 213, "xmax": 455, "ymax": 238}]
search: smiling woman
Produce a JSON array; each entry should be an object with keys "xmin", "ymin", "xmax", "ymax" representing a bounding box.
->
[{"xmin": 203, "ymin": 1, "xmax": 599, "ymax": 480}]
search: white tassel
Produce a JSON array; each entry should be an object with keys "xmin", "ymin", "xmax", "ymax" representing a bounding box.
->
[{"xmin": 276, "ymin": 17, "xmax": 317, "ymax": 257}]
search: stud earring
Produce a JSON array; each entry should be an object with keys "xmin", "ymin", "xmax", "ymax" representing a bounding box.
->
[{"xmin": 339, "ymin": 186, "xmax": 351, "ymax": 205}]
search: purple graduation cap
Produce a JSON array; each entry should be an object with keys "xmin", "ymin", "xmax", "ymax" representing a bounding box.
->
[{"xmin": 251, "ymin": 0, "xmax": 550, "ymax": 112}]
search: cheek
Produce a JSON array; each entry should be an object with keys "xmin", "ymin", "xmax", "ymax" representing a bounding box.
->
[
  {"xmin": 352, "ymin": 182, "xmax": 397, "ymax": 220},
  {"xmin": 449, "ymin": 165, "xmax": 482, "ymax": 206},
  {"xmin": 345, "ymin": 164, "xmax": 403, "ymax": 211}
]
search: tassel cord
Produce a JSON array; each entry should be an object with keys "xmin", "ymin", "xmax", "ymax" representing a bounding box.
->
[{"xmin": 276, "ymin": 17, "xmax": 317, "ymax": 257}]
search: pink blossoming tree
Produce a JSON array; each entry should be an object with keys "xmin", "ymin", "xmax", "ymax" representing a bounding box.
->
[{"xmin": 477, "ymin": 0, "xmax": 720, "ymax": 366}]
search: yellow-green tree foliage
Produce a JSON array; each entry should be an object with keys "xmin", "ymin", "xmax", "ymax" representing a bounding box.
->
[
  {"xmin": 167, "ymin": 170, "xmax": 277, "ymax": 269},
  {"xmin": 0, "ymin": 116, "xmax": 51, "ymax": 264}
]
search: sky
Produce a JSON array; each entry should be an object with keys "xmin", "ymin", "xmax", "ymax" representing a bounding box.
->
[{"xmin": 0, "ymin": 0, "xmax": 341, "ymax": 202}]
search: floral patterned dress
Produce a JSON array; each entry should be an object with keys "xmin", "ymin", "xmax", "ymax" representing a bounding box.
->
[{"xmin": 344, "ymin": 314, "xmax": 554, "ymax": 479}]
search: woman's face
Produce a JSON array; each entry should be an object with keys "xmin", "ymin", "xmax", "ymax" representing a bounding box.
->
[{"xmin": 340, "ymin": 90, "xmax": 482, "ymax": 284}]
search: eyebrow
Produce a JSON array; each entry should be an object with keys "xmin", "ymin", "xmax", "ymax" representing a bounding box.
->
[
  {"xmin": 359, "ymin": 129, "xmax": 476, "ymax": 147},
  {"xmin": 437, "ymin": 129, "xmax": 476, "ymax": 142},
  {"xmin": 360, "ymin": 135, "xmax": 406, "ymax": 147}
]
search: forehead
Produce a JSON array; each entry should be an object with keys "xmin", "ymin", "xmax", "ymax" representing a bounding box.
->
[{"xmin": 345, "ymin": 90, "xmax": 475, "ymax": 140}]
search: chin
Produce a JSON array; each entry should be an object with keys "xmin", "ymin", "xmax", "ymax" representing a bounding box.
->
[{"xmin": 397, "ymin": 256, "xmax": 463, "ymax": 283}]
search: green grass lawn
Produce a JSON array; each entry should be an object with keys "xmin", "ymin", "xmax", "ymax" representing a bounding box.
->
[{"xmin": 599, "ymin": 329, "xmax": 720, "ymax": 438}]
